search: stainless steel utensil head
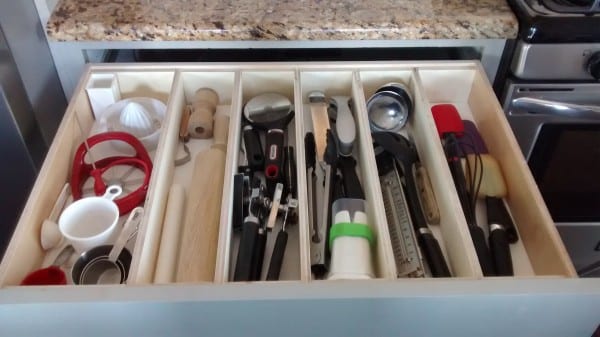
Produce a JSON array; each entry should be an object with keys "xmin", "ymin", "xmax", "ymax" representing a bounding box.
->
[
  {"xmin": 367, "ymin": 91, "xmax": 410, "ymax": 133},
  {"xmin": 243, "ymin": 93, "xmax": 293, "ymax": 129},
  {"xmin": 308, "ymin": 91, "xmax": 327, "ymax": 103}
]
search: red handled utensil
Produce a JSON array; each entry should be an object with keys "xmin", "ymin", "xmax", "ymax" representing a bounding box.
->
[{"xmin": 431, "ymin": 104, "xmax": 495, "ymax": 276}]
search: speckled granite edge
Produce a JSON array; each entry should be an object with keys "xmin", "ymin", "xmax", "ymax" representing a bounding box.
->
[
  {"xmin": 46, "ymin": 0, "xmax": 518, "ymax": 42},
  {"xmin": 48, "ymin": 20, "xmax": 518, "ymax": 41}
]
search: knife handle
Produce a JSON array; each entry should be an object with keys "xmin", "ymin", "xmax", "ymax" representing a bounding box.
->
[
  {"xmin": 486, "ymin": 197, "xmax": 514, "ymax": 276},
  {"xmin": 234, "ymin": 218, "xmax": 260, "ymax": 281},
  {"xmin": 251, "ymin": 227, "xmax": 267, "ymax": 281},
  {"xmin": 489, "ymin": 227, "xmax": 513, "ymax": 276},
  {"xmin": 469, "ymin": 225, "xmax": 496, "ymax": 276},
  {"xmin": 266, "ymin": 230, "xmax": 288, "ymax": 281},
  {"xmin": 417, "ymin": 230, "xmax": 451, "ymax": 277},
  {"xmin": 489, "ymin": 196, "xmax": 519, "ymax": 244}
]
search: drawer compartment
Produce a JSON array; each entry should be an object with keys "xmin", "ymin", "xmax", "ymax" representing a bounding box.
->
[
  {"xmin": 299, "ymin": 69, "xmax": 396, "ymax": 280},
  {"xmin": 149, "ymin": 70, "xmax": 238, "ymax": 284},
  {"xmin": 358, "ymin": 68, "xmax": 480, "ymax": 278},
  {"xmin": 224, "ymin": 70, "xmax": 306, "ymax": 282},
  {"xmin": 0, "ymin": 68, "xmax": 176, "ymax": 286},
  {"xmin": 415, "ymin": 66, "xmax": 576, "ymax": 277}
]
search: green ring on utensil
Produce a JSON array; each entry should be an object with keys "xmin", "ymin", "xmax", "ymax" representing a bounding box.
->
[{"xmin": 329, "ymin": 222, "xmax": 375, "ymax": 248}]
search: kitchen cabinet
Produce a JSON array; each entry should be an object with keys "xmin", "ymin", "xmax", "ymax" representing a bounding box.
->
[{"xmin": 1, "ymin": 61, "xmax": 599, "ymax": 337}]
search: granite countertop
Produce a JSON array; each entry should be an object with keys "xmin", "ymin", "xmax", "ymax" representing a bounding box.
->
[{"xmin": 47, "ymin": 0, "xmax": 518, "ymax": 42}]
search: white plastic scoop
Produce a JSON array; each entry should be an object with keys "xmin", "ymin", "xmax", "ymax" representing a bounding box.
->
[{"xmin": 40, "ymin": 183, "xmax": 71, "ymax": 250}]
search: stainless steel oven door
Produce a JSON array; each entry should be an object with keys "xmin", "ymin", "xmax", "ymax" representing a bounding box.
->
[{"xmin": 504, "ymin": 81, "xmax": 600, "ymax": 276}]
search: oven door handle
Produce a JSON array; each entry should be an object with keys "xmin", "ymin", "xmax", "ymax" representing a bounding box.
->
[{"xmin": 511, "ymin": 97, "xmax": 600, "ymax": 119}]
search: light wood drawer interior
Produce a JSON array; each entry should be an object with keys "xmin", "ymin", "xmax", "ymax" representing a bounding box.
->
[
  {"xmin": 0, "ymin": 61, "xmax": 576, "ymax": 292},
  {"xmin": 134, "ymin": 70, "xmax": 238, "ymax": 284},
  {"xmin": 0, "ymin": 69, "xmax": 176, "ymax": 286},
  {"xmin": 221, "ymin": 70, "xmax": 306, "ymax": 282},
  {"xmin": 416, "ymin": 66, "xmax": 576, "ymax": 277},
  {"xmin": 297, "ymin": 69, "xmax": 397, "ymax": 280},
  {"xmin": 357, "ymin": 68, "xmax": 482, "ymax": 278}
]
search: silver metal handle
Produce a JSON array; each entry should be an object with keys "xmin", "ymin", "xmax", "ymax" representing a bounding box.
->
[{"xmin": 511, "ymin": 97, "xmax": 600, "ymax": 119}]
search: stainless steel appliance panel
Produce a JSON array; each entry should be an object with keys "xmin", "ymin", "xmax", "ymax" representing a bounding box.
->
[{"xmin": 504, "ymin": 81, "xmax": 600, "ymax": 276}]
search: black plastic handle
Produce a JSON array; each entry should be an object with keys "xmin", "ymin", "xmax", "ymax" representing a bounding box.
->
[
  {"xmin": 469, "ymin": 225, "xmax": 496, "ymax": 276},
  {"xmin": 234, "ymin": 219, "xmax": 260, "ymax": 281},
  {"xmin": 232, "ymin": 174, "xmax": 245, "ymax": 231},
  {"xmin": 487, "ymin": 196, "xmax": 519, "ymax": 244},
  {"xmin": 338, "ymin": 156, "xmax": 365, "ymax": 199},
  {"xmin": 283, "ymin": 146, "xmax": 297, "ymax": 198},
  {"xmin": 417, "ymin": 231, "xmax": 451, "ymax": 277},
  {"xmin": 402, "ymin": 163, "xmax": 452, "ymax": 277},
  {"xmin": 264, "ymin": 129, "xmax": 285, "ymax": 196},
  {"xmin": 486, "ymin": 197, "xmax": 514, "ymax": 276},
  {"xmin": 489, "ymin": 228, "xmax": 513, "ymax": 276},
  {"xmin": 243, "ymin": 125, "xmax": 264, "ymax": 171},
  {"xmin": 444, "ymin": 135, "xmax": 477, "ymax": 227},
  {"xmin": 266, "ymin": 230, "xmax": 288, "ymax": 281},
  {"xmin": 251, "ymin": 228, "xmax": 267, "ymax": 281}
]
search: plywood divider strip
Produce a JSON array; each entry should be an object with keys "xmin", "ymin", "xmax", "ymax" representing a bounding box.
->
[
  {"xmin": 215, "ymin": 71, "xmax": 243, "ymax": 283},
  {"xmin": 412, "ymin": 69, "xmax": 482, "ymax": 278},
  {"xmin": 115, "ymin": 71, "xmax": 173, "ymax": 104},
  {"xmin": 293, "ymin": 68, "xmax": 312, "ymax": 282},
  {"xmin": 128, "ymin": 71, "xmax": 183, "ymax": 284},
  {"xmin": 351, "ymin": 70, "xmax": 397, "ymax": 280},
  {"xmin": 467, "ymin": 66, "xmax": 576, "ymax": 277}
]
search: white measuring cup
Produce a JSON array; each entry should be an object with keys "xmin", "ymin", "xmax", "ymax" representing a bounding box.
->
[{"xmin": 58, "ymin": 185, "xmax": 122, "ymax": 253}]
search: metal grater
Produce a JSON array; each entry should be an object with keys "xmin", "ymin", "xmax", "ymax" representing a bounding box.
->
[{"xmin": 380, "ymin": 162, "xmax": 425, "ymax": 278}]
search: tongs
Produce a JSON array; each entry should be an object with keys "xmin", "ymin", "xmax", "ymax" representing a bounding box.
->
[{"xmin": 310, "ymin": 130, "xmax": 339, "ymax": 278}]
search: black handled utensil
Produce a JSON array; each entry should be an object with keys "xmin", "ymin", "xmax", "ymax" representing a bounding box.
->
[
  {"xmin": 431, "ymin": 104, "xmax": 495, "ymax": 276},
  {"xmin": 266, "ymin": 230, "xmax": 288, "ymax": 280},
  {"xmin": 305, "ymin": 133, "xmax": 319, "ymax": 245},
  {"xmin": 338, "ymin": 156, "xmax": 365, "ymax": 200},
  {"xmin": 234, "ymin": 181, "xmax": 265, "ymax": 282},
  {"xmin": 243, "ymin": 124, "xmax": 264, "ymax": 171},
  {"xmin": 372, "ymin": 132, "xmax": 451, "ymax": 277},
  {"xmin": 266, "ymin": 204, "xmax": 292, "ymax": 281},
  {"xmin": 251, "ymin": 226, "xmax": 267, "ymax": 280},
  {"xmin": 234, "ymin": 216, "xmax": 261, "ymax": 281},
  {"xmin": 243, "ymin": 93, "xmax": 294, "ymax": 197},
  {"xmin": 486, "ymin": 197, "xmax": 514, "ymax": 276},
  {"xmin": 283, "ymin": 146, "xmax": 297, "ymax": 199},
  {"xmin": 465, "ymin": 153, "xmax": 515, "ymax": 276}
]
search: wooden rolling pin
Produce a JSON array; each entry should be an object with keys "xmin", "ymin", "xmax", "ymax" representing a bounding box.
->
[
  {"xmin": 154, "ymin": 184, "xmax": 185, "ymax": 283},
  {"xmin": 176, "ymin": 114, "xmax": 229, "ymax": 282}
]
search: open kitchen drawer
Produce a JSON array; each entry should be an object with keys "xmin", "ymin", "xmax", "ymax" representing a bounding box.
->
[
  {"xmin": 413, "ymin": 65, "xmax": 576, "ymax": 277},
  {"xmin": 0, "ymin": 61, "xmax": 576, "ymax": 292}
]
